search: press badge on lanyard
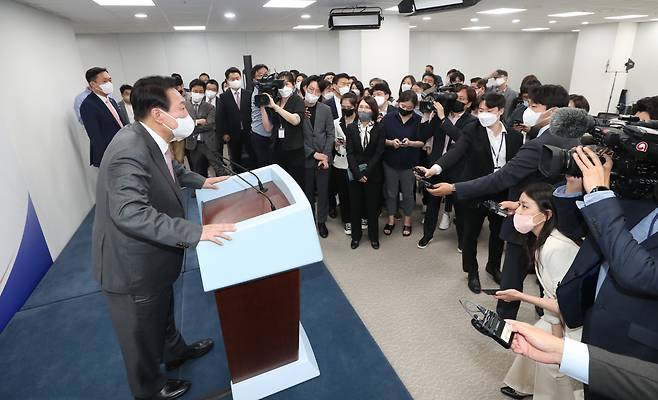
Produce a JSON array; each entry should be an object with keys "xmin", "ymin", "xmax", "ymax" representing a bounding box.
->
[{"xmin": 278, "ymin": 126, "xmax": 285, "ymax": 139}]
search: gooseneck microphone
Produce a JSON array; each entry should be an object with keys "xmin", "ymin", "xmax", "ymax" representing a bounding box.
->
[
  {"xmin": 218, "ymin": 155, "xmax": 268, "ymax": 193},
  {"xmin": 223, "ymin": 164, "xmax": 276, "ymax": 211}
]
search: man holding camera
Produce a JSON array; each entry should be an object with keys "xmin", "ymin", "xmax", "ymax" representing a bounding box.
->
[
  {"xmin": 250, "ymin": 63, "xmax": 274, "ymax": 167},
  {"xmin": 553, "ymin": 146, "xmax": 658, "ymax": 400}
]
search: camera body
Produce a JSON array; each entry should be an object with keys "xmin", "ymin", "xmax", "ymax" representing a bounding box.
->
[
  {"xmin": 540, "ymin": 119, "xmax": 658, "ymax": 199},
  {"xmin": 254, "ymin": 73, "xmax": 284, "ymax": 107},
  {"xmin": 419, "ymin": 84, "xmax": 464, "ymax": 114}
]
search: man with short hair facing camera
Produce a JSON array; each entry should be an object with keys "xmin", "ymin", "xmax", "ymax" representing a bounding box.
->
[{"xmin": 552, "ymin": 146, "xmax": 658, "ymax": 400}]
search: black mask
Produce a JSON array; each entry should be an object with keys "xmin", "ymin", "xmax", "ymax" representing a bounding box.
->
[
  {"xmin": 342, "ymin": 108, "xmax": 355, "ymax": 117},
  {"xmin": 452, "ymin": 101, "xmax": 466, "ymax": 113},
  {"xmin": 399, "ymin": 108, "xmax": 414, "ymax": 117}
]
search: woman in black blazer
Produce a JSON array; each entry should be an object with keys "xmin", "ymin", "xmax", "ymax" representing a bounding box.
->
[
  {"xmin": 346, "ymin": 96, "xmax": 386, "ymax": 249},
  {"xmin": 262, "ymin": 71, "xmax": 305, "ymax": 188}
]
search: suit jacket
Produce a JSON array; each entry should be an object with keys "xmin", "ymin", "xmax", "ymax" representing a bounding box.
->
[
  {"xmin": 303, "ymin": 102, "xmax": 335, "ymax": 168},
  {"xmin": 555, "ymin": 195, "xmax": 658, "ymax": 370},
  {"xmin": 345, "ymin": 122, "xmax": 386, "ymax": 183},
  {"xmin": 419, "ymin": 112, "xmax": 479, "ymax": 182},
  {"xmin": 216, "ymin": 88, "xmax": 252, "ymax": 142},
  {"xmin": 438, "ymin": 124, "xmax": 523, "ymax": 204},
  {"xmin": 589, "ymin": 344, "xmax": 658, "ymax": 400},
  {"xmin": 324, "ymin": 96, "xmax": 340, "ymax": 120},
  {"xmin": 454, "ymin": 129, "xmax": 580, "ymax": 243},
  {"xmin": 80, "ymin": 92, "xmax": 128, "ymax": 167},
  {"xmin": 184, "ymin": 101, "xmax": 217, "ymax": 151},
  {"xmin": 91, "ymin": 122, "xmax": 206, "ymax": 295},
  {"xmin": 116, "ymin": 100, "xmax": 131, "ymax": 124}
]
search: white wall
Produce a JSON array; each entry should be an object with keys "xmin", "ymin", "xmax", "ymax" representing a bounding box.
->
[
  {"xmin": 76, "ymin": 31, "xmax": 341, "ymax": 93},
  {"xmin": 625, "ymin": 21, "xmax": 658, "ymax": 104},
  {"xmin": 410, "ymin": 31, "xmax": 578, "ymax": 91}
]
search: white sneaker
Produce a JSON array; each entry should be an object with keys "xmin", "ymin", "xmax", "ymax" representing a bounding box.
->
[
  {"xmin": 344, "ymin": 223, "xmax": 352, "ymax": 235},
  {"xmin": 438, "ymin": 213, "xmax": 451, "ymax": 230},
  {"xmin": 361, "ymin": 218, "xmax": 368, "ymax": 230}
]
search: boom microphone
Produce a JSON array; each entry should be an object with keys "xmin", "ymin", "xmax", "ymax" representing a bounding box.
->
[{"xmin": 550, "ymin": 108, "xmax": 596, "ymax": 139}]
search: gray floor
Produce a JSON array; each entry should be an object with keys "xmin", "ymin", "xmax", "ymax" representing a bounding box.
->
[{"xmin": 320, "ymin": 203, "xmax": 541, "ymax": 400}]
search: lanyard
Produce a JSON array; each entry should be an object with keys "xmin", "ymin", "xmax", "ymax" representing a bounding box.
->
[{"xmin": 490, "ymin": 132, "xmax": 506, "ymax": 170}]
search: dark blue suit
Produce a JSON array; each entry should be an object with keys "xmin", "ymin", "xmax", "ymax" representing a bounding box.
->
[
  {"xmin": 556, "ymin": 194, "xmax": 658, "ymax": 399},
  {"xmin": 80, "ymin": 92, "xmax": 126, "ymax": 167}
]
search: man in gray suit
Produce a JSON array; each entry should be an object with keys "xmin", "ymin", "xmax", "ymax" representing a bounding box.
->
[
  {"xmin": 92, "ymin": 75, "xmax": 236, "ymax": 400},
  {"xmin": 507, "ymin": 320, "xmax": 658, "ymax": 400},
  {"xmin": 184, "ymin": 79, "xmax": 225, "ymax": 177},
  {"xmin": 300, "ymin": 75, "xmax": 335, "ymax": 238}
]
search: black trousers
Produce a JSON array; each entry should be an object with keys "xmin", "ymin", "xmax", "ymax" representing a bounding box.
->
[
  {"xmin": 329, "ymin": 165, "xmax": 351, "ymax": 224},
  {"xmin": 349, "ymin": 179, "xmax": 381, "ymax": 242},
  {"xmin": 250, "ymin": 132, "xmax": 273, "ymax": 168},
  {"xmin": 273, "ymin": 145, "xmax": 305, "ymax": 190},
  {"xmin": 461, "ymin": 206, "xmax": 505, "ymax": 276},
  {"xmin": 228, "ymin": 131, "xmax": 256, "ymax": 170},
  {"xmin": 103, "ymin": 288, "xmax": 188, "ymax": 398},
  {"xmin": 422, "ymin": 194, "xmax": 464, "ymax": 249},
  {"xmin": 496, "ymin": 242, "xmax": 530, "ymax": 319},
  {"xmin": 188, "ymin": 142, "xmax": 226, "ymax": 177}
]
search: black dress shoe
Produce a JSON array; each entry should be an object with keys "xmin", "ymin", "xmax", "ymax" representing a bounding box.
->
[
  {"xmin": 500, "ymin": 386, "xmax": 531, "ymax": 399},
  {"xmin": 328, "ymin": 208, "xmax": 337, "ymax": 219},
  {"xmin": 318, "ymin": 223, "xmax": 329, "ymax": 238},
  {"xmin": 350, "ymin": 239, "xmax": 360, "ymax": 249},
  {"xmin": 485, "ymin": 264, "xmax": 502, "ymax": 284},
  {"xmin": 467, "ymin": 273, "xmax": 481, "ymax": 294},
  {"xmin": 370, "ymin": 241, "xmax": 380, "ymax": 249},
  {"xmin": 165, "ymin": 339, "xmax": 214, "ymax": 370},
  {"xmin": 135, "ymin": 379, "xmax": 190, "ymax": 400}
]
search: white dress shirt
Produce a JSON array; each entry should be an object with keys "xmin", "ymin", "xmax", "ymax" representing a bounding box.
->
[
  {"xmin": 560, "ymin": 337, "xmax": 590, "ymax": 384},
  {"xmin": 124, "ymin": 103, "xmax": 134, "ymax": 123},
  {"xmin": 139, "ymin": 122, "xmax": 169, "ymax": 158},
  {"xmin": 486, "ymin": 123, "xmax": 507, "ymax": 171}
]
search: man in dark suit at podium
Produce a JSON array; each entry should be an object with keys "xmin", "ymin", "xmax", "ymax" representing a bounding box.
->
[{"xmin": 92, "ymin": 75, "xmax": 236, "ymax": 400}]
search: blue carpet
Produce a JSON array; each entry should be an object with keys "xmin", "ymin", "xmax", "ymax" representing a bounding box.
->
[{"xmin": 0, "ymin": 189, "xmax": 412, "ymax": 400}]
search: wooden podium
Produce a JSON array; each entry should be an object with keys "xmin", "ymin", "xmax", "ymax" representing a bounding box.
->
[{"xmin": 195, "ymin": 165, "xmax": 322, "ymax": 400}]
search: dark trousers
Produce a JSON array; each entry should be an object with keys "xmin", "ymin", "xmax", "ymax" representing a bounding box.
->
[
  {"xmin": 329, "ymin": 165, "xmax": 351, "ymax": 224},
  {"xmin": 228, "ymin": 130, "xmax": 256, "ymax": 169},
  {"xmin": 251, "ymin": 132, "xmax": 273, "ymax": 168},
  {"xmin": 496, "ymin": 242, "xmax": 530, "ymax": 319},
  {"xmin": 188, "ymin": 142, "xmax": 226, "ymax": 177},
  {"xmin": 305, "ymin": 167, "xmax": 330, "ymax": 223},
  {"xmin": 422, "ymin": 194, "xmax": 464, "ymax": 248},
  {"xmin": 349, "ymin": 179, "xmax": 381, "ymax": 242},
  {"xmin": 274, "ymin": 145, "xmax": 305, "ymax": 189},
  {"xmin": 461, "ymin": 206, "xmax": 505, "ymax": 276},
  {"xmin": 103, "ymin": 288, "xmax": 188, "ymax": 398}
]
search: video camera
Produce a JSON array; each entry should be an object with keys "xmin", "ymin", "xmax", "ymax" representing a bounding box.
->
[
  {"xmin": 540, "ymin": 118, "xmax": 658, "ymax": 200},
  {"xmin": 419, "ymin": 84, "xmax": 465, "ymax": 114},
  {"xmin": 253, "ymin": 73, "xmax": 284, "ymax": 107}
]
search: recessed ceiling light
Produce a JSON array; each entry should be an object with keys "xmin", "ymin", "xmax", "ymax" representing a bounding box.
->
[
  {"xmin": 581, "ymin": 21, "xmax": 589, "ymax": 25},
  {"xmin": 224, "ymin": 12, "xmax": 236, "ymax": 19},
  {"xmin": 548, "ymin": 12, "xmax": 594, "ymax": 18},
  {"xmin": 605, "ymin": 15, "xmax": 648, "ymax": 20},
  {"xmin": 548, "ymin": 20, "xmax": 557, "ymax": 24},
  {"xmin": 134, "ymin": 13, "xmax": 147, "ymax": 18},
  {"xmin": 477, "ymin": 8, "xmax": 526, "ymax": 15},
  {"xmin": 409, "ymin": 25, "xmax": 417, "ymax": 28},
  {"xmin": 263, "ymin": 0, "xmax": 315, "ymax": 8},
  {"xmin": 292, "ymin": 24, "xmax": 323, "ymax": 30},
  {"xmin": 571, "ymin": 29, "xmax": 581, "ymax": 32},
  {"xmin": 301, "ymin": 14, "xmax": 311, "ymax": 19},
  {"xmin": 173, "ymin": 25, "xmax": 206, "ymax": 31},
  {"xmin": 512, "ymin": 19, "xmax": 520, "ymax": 23},
  {"xmin": 522, "ymin": 27, "xmax": 550, "ymax": 31},
  {"xmin": 422, "ymin": 16, "xmax": 432, "ymax": 21},
  {"xmin": 92, "ymin": 0, "xmax": 154, "ymax": 5},
  {"xmin": 470, "ymin": 18, "xmax": 479, "ymax": 22},
  {"xmin": 652, "ymin": 18, "xmax": 658, "ymax": 21},
  {"xmin": 461, "ymin": 26, "xmax": 491, "ymax": 31}
]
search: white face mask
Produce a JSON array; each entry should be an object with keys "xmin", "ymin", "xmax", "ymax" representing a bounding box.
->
[
  {"xmin": 278, "ymin": 86, "xmax": 294, "ymax": 98},
  {"xmin": 323, "ymin": 92, "xmax": 334, "ymax": 100},
  {"xmin": 495, "ymin": 77, "xmax": 507, "ymax": 86},
  {"xmin": 416, "ymin": 93, "xmax": 423, "ymax": 102},
  {"xmin": 161, "ymin": 110, "xmax": 195, "ymax": 142},
  {"xmin": 190, "ymin": 92, "xmax": 204, "ymax": 103},
  {"xmin": 305, "ymin": 92, "xmax": 320, "ymax": 105},
  {"xmin": 295, "ymin": 82, "xmax": 302, "ymax": 90},
  {"xmin": 352, "ymin": 89, "xmax": 361, "ymax": 96},
  {"xmin": 523, "ymin": 107, "xmax": 542, "ymax": 127},
  {"xmin": 205, "ymin": 90, "xmax": 217, "ymax": 100},
  {"xmin": 99, "ymin": 81, "xmax": 114, "ymax": 95},
  {"xmin": 338, "ymin": 86, "xmax": 351, "ymax": 96},
  {"xmin": 401, "ymin": 83, "xmax": 412, "ymax": 92},
  {"xmin": 478, "ymin": 112, "xmax": 498, "ymax": 127},
  {"xmin": 228, "ymin": 79, "xmax": 242, "ymax": 90},
  {"xmin": 374, "ymin": 95, "xmax": 386, "ymax": 107}
]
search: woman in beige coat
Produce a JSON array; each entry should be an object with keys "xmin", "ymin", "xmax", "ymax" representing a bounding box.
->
[{"xmin": 495, "ymin": 182, "xmax": 583, "ymax": 400}]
